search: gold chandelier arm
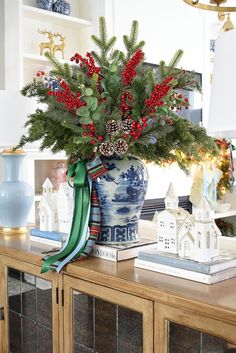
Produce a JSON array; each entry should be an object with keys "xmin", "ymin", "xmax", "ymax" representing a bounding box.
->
[{"xmin": 183, "ymin": 0, "xmax": 236, "ymax": 12}]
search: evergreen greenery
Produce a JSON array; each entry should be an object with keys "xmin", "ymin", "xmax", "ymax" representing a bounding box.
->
[{"xmin": 17, "ymin": 17, "xmax": 218, "ymax": 170}]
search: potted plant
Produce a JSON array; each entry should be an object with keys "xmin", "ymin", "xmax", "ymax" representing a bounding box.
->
[{"xmin": 17, "ymin": 17, "xmax": 218, "ymax": 272}]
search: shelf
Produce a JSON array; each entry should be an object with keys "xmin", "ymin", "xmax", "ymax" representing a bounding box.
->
[
  {"xmin": 24, "ymin": 53, "xmax": 71, "ymax": 66},
  {"xmin": 23, "ymin": 5, "xmax": 92, "ymax": 29},
  {"xmin": 214, "ymin": 210, "xmax": 236, "ymax": 219}
]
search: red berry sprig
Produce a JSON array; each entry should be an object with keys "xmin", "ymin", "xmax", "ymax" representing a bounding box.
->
[
  {"xmin": 122, "ymin": 49, "xmax": 144, "ymax": 86},
  {"xmin": 128, "ymin": 117, "xmax": 148, "ymax": 141},
  {"xmin": 82, "ymin": 123, "xmax": 104, "ymax": 145},
  {"xmin": 70, "ymin": 52, "xmax": 101, "ymax": 78},
  {"xmin": 48, "ymin": 80, "xmax": 85, "ymax": 113},
  {"xmin": 145, "ymin": 76, "xmax": 173, "ymax": 110},
  {"xmin": 120, "ymin": 92, "xmax": 134, "ymax": 116}
]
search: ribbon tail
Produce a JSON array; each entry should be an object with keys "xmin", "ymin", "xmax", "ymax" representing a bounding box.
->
[{"xmin": 41, "ymin": 161, "xmax": 89, "ymax": 273}]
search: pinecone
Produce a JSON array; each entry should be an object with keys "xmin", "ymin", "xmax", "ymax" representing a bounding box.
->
[
  {"xmin": 106, "ymin": 120, "xmax": 120, "ymax": 134},
  {"xmin": 121, "ymin": 119, "xmax": 134, "ymax": 134},
  {"xmin": 99, "ymin": 142, "xmax": 115, "ymax": 156},
  {"xmin": 114, "ymin": 139, "xmax": 128, "ymax": 155}
]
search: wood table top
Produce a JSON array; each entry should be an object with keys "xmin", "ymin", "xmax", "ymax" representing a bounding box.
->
[{"xmin": 0, "ymin": 232, "xmax": 236, "ymax": 323}]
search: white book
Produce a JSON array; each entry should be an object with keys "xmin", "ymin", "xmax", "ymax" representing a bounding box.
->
[
  {"xmin": 134, "ymin": 258, "xmax": 236, "ymax": 284},
  {"xmin": 91, "ymin": 239, "xmax": 158, "ymax": 262},
  {"xmin": 30, "ymin": 235, "xmax": 63, "ymax": 248}
]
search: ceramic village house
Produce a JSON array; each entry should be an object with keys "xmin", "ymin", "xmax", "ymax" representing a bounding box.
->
[
  {"xmin": 38, "ymin": 177, "xmax": 74, "ymax": 233},
  {"xmin": 157, "ymin": 183, "xmax": 221, "ymax": 262}
]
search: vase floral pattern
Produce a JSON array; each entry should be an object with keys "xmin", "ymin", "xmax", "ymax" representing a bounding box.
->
[
  {"xmin": 52, "ymin": 0, "xmax": 71, "ymax": 15},
  {"xmin": 94, "ymin": 156, "xmax": 148, "ymax": 244},
  {"xmin": 36, "ymin": 0, "xmax": 54, "ymax": 11}
]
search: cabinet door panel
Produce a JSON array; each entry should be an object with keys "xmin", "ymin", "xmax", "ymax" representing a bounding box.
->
[
  {"xmin": 64, "ymin": 276, "xmax": 153, "ymax": 353},
  {"xmin": 1, "ymin": 257, "xmax": 58, "ymax": 353},
  {"xmin": 168, "ymin": 322, "xmax": 231, "ymax": 353},
  {"xmin": 155, "ymin": 303, "xmax": 236, "ymax": 353}
]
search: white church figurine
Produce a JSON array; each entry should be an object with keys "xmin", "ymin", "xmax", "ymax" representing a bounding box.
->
[
  {"xmin": 156, "ymin": 183, "xmax": 221, "ymax": 263},
  {"xmin": 39, "ymin": 177, "xmax": 74, "ymax": 234},
  {"xmin": 157, "ymin": 183, "xmax": 190, "ymax": 254}
]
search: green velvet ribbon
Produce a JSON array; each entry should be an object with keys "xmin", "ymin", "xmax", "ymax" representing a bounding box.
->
[{"xmin": 41, "ymin": 160, "xmax": 90, "ymax": 273}]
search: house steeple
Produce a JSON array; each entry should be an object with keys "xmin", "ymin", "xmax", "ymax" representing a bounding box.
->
[
  {"xmin": 164, "ymin": 183, "xmax": 179, "ymax": 210},
  {"xmin": 193, "ymin": 196, "xmax": 213, "ymax": 222},
  {"xmin": 42, "ymin": 178, "xmax": 53, "ymax": 195}
]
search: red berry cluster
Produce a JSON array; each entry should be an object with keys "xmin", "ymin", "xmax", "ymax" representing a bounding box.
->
[
  {"xmin": 145, "ymin": 76, "xmax": 173, "ymax": 110},
  {"xmin": 36, "ymin": 70, "xmax": 45, "ymax": 77},
  {"xmin": 48, "ymin": 80, "xmax": 85, "ymax": 113},
  {"xmin": 174, "ymin": 94, "xmax": 189, "ymax": 110},
  {"xmin": 120, "ymin": 92, "xmax": 134, "ymax": 116},
  {"xmin": 70, "ymin": 52, "xmax": 101, "ymax": 78},
  {"xmin": 82, "ymin": 123, "xmax": 104, "ymax": 145},
  {"xmin": 122, "ymin": 49, "xmax": 144, "ymax": 86},
  {"xmin": 123, "ymin": 117, "xmax": 148, "ymax": 141}
]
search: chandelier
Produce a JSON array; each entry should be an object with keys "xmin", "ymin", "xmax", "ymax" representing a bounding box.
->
[{"xmin": 182, "ymin": 0, "xmax": 236, "ymax": 12}]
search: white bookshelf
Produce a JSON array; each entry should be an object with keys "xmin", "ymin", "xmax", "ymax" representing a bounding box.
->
[
  {"xmin": 23, "ymin": 53, "xmax": 71, "ymax": 65},
  {"xmin": 1, "ymin": 0, "xmax": 111, "ymax": 223},
  {"xmin": 214, "ymin": 210, "xmax": 236, "ymax": 220},
  {"xmin": 22, "ymin": 4, "xmax": 92, "ymax": 28}
]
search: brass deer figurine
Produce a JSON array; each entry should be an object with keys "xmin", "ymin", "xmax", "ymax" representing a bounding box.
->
[
  {"xmin": 53, "ymin": 32, "xmax": 66, "ymax": 59},
  {"xmin": 38, "ymin": 29, "xmax": 55, "ymax": 56}
]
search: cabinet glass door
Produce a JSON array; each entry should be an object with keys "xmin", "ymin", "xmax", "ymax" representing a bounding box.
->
[
  {"xmin": 63, "ymin": 276, "xmax": 153, "ymax": 353},
  {"xmin": 155, "ymin": 303, "xmax": 236, "ymax": 353},
  {"xmin": 1, "ymin": 257, "xmax": 58, "ymax": 353},
  {"xmin": 168, "ymin": 322, "xmax": 235, "ymax": 353}
]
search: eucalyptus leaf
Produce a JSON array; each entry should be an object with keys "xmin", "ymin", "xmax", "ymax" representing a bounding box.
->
[
  {"xmin": 84, "ymin": 97, "xmax": 98, "ymax": 111},
  {"xmin": 79, "ymin": 116, "xmax": 93, "ymax": 124},
  {"xmin": 109, "ymin": 64, "xmax": 117, "ymax": 73},
  {"xmin": 76, "ymin": 106, "xmax": 89, "ymax": 117},
  {"xmin": 92, "ymin": 111, "xmax": 101, "ymax": 121},
  {"xmin": 84, "ymin": 88, "xmax": 93, "ymax": 96}
]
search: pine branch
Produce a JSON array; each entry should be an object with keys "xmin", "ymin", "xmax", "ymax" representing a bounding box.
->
[
  {"xmin": 90, "ymin": 51, "xmax": 103, "ymax": 67},
  {"xmin": 91, "ymin": 16, "xmax": 117, "ymax": 67},
  {"xmin": 158, "ymin": 50, "xmax": 184, "ymax": 79},
  {"xmin": 123, "ymin": 20, "xmax": 145, "ymax": 62},
  {"xmin": 99, "ymin": 16, "xmax": 107, "ymax": 43},
  {"xmin": 168, "ymin": 49, "xmax": 184, "ymax": 71},
  {"xmin": 158, "ymin": 61, "xmax": 166, "ymax": 81},
  {"xmin": 44, "ymin": 52, "xmax": 64, "ymax": 76}
]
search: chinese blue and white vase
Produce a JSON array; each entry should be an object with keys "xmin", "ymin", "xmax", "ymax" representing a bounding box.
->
[
  {"xmin": 36, "ymin": 0, "xmax": 54, "ymax": 11},
  {"xmin": 94, "ymin": 156, "xmax": 148, "ymax": 244},
  {"xmin": 0, "ymin": 150, "xmax": 34, "ymax": 234},
  {"xmin": 52, "ymin": 0, "xmax": 71, "ymax": 15}
]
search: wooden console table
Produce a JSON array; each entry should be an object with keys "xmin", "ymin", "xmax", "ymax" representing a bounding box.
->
[{"xmin": 0, "ymin": 233, "xmax": 236, "ymax": 353}]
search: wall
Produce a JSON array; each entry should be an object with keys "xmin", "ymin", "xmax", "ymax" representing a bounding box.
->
[
  {"xmin": 109, "ymin": 0, "xmax": 204, "ymax": 198},
  {"xmin": 112, "ymin": 0, "xmax": 205, "ymax": 72},
  {"xmin": 0, "ymin": 0, "xmax": 5, "ymax": 89}
]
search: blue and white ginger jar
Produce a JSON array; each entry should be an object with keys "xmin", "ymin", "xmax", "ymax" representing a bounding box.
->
[
  {"xmin": 52, "ymin": 0, "xmax": 71, "ymax": 15},
  {"xmin": 36, "ymin": 0, "xmax": 54, "ymax": 11},
  {"xmin": 94, "ymin": 156, "xmax": 148, "ymax": 244}
]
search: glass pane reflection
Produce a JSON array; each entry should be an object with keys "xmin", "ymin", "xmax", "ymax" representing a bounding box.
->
[
  {"xmin": 7, "ymin": 268, "xmax": 53, "ymax": 353},
  {"xmin": 72, "ymin": 290, "xmax": 143, "ymax": 353},
  {"xmin": 168, "ymin": 322, "xmax": 234, "ymax": 353}
]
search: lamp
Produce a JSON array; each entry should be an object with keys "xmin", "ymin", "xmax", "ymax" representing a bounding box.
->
[
  {"xmin": 0, "ymin": 90, "xmax": 37, "ymax": 149},
  {"xmin": 208, "ymin": 29, "xmax": 236, "ymax": 138},
  {"xmin": 183, "ymin": 0, "xmax": 236, "ymax": 12}
]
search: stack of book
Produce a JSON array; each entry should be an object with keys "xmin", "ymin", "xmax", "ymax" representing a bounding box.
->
[
  {"xmin": 91, "ymin": 238, "xmax": 158, "ymax": 262},
  {"xmin": 135, "ymin": 249, "xmax": 236, "ymax": 284},
  {"xmin": 29, "ymin": 228, "xmax": 68, "ymax": 248}
]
